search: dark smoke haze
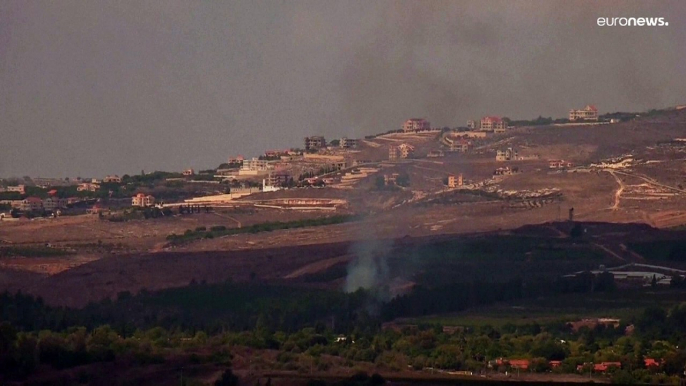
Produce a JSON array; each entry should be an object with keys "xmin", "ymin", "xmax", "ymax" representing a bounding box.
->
[{"xmin": 1, "ymin": 1, "xmax": 684, "ymax": 177}]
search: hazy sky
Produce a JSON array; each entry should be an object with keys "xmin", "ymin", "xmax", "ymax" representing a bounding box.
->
[{"xmin": 1, "ymin": 1, "xmax": 685, "ymax": 177}]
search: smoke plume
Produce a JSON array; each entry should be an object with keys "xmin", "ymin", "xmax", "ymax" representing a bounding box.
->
[{"xmin": 344, "ymin": 238, "xmax": 393, "ymax": 300}]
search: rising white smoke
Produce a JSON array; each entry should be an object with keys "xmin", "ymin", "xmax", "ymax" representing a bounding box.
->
[{"xmin": 344, "ymin": 238, "xmax": 392, "ymax": 297}]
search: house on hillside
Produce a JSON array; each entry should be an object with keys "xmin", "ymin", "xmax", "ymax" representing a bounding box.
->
[
  {"xmin": 131, "ymin": 193, "xmax": 155, "ymax": 207},
  {"xmin": 448, "ymin": 138, "xmax": 471, "ymax": 153},
  {"xmin": 402, "ymin": 118, "xmax": 430, "ymax": 132},
  {"xmin": 397, "ymin": 143, "xmax": 415, "ymax": 158},
  {"xmin": 569, "ymin": 105, "xmax": 599, "ymax": 121},
  {"xmin": 340, "ymin": 137, "xmax": 359, "ymax": 149},
  {"xmin": 496, "ymin": 148, "xmax": 517, "ymax": 161},
  {"xmin": 304, "ymin": 136, "xmax": 326, "ymax": 151},
  {"xmin": 480, "ymin": 116, "xmax": 507, "ymax": 132},
  {"xmin": 448, "ymin": 174, "xmax": 463, "ymax": 188}
]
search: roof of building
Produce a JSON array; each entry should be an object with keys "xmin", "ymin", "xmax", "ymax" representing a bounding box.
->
[
  {"xmin": 509, "ymin": 359, "xmax": 530, "ymax": 369},
  {"xmin": 594, "ymin": 361, "xmax": 621, "ymax": 371},
  {"xmin": 586, "ymin": 105, "xmax": 598, "ymax": 111},
  {"xmin": 482, "ymin": 116, "xmax": 503, "ymax": 122}
]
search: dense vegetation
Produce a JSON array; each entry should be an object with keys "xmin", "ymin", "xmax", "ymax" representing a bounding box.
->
[
  {"xmin": 0, "ymin": 246, "xmax": 76, "ymax": 258},
  {"xmin": 166, "ymin": 215, "xmax": 360, "ymax": 245},
  {"xmin": 2, "ymin": 284, "xmax": 686, "ymax": 384}
]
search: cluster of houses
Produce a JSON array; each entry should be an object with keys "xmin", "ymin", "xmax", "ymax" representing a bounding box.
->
[
  {"xmin": 304, "ymin": 136, "xmax": 360, "ymax": 151},
  {"xmin": 1, "ymin": 194, "xmax": 71, "ymax": 213}
]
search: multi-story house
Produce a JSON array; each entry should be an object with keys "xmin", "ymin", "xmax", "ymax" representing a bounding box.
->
[
  {"xmin": 340, "ymin": 137, "xmax": 359, "ymax": 149},
  {"xmin": 569, "ymin": 105, "xmax": 598, "ymax": 121},
  {"xmin": 305, "ymin": 136, "xmax": 326, "ymax": 151},
  {"xmin": 239, "ymin": 158, "xmax": 273, "ymax": 176},
  {"xmin": 480, "ymin": 116, "xmax": 507, "ymax": 132},
  {"xmin": 389, "ymin": 146, "xmax": 398, "ymax": 160},
  {"xmin": 448, "ymin": 174, "xmax": 463, "ymax": 188},
  {"xmin": 496, "ymin": 147, "xmax": 517, "ymax": 161},
  {"xmin": 43, "ymin": 197, "xmax": 67, "ymax": 211},
  {"xmin": 20, "ymin": 197, "xmax": 43, "ymax": 212},
  {"xmin": 402, "ymin": 118, "xmax": 431, "ymax": 132},
  {"xmin": 131, "ymin": 193, "xmax": 155, "ymax": 207},
  {"xmin": 397, "ymin": 143, "xmax": 415, "ymax": 158}
]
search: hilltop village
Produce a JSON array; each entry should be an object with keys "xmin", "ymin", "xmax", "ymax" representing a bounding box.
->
[{"xmin": 1, "ymin": 104, "xmax": 609, "ymax": 216}]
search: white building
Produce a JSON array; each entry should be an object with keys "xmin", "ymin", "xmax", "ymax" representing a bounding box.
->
[
  {"xmin": 131, "ymin": 193, "xmax": 155, "ymax": 207},
  {"xmin": 5, "ymin": 185, "xmax": 26, "ymax": 195},
  {"xmin": 77, "ymin": 182, "xmax": 100, "ymax": 192},
  {"xmin": 239, "ymin": 158, "xmax": 273, "ymax": 176},
  {"xmin": 569, "ymin": 105, "xmax": 599, "ymax": 121}
]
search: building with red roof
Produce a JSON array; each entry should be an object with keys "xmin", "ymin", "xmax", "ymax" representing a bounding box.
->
[
  {"xmin": 644, "ymin": 358, "xmax": 660, "ymax": 368},
  {"xmin": 569, "ymin": 105, "xmax": 599, "ymax": 121},
  {"xmin": 508, "ymin": 359, "xmax": 530, "ymax": 370},
  {"xmin": 593, "ymin": 362, "xmax": 621, "ymax": 372},
  {"xmin": 480, "ymin": 116, "xmax": 507, "ymax": 132}
]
